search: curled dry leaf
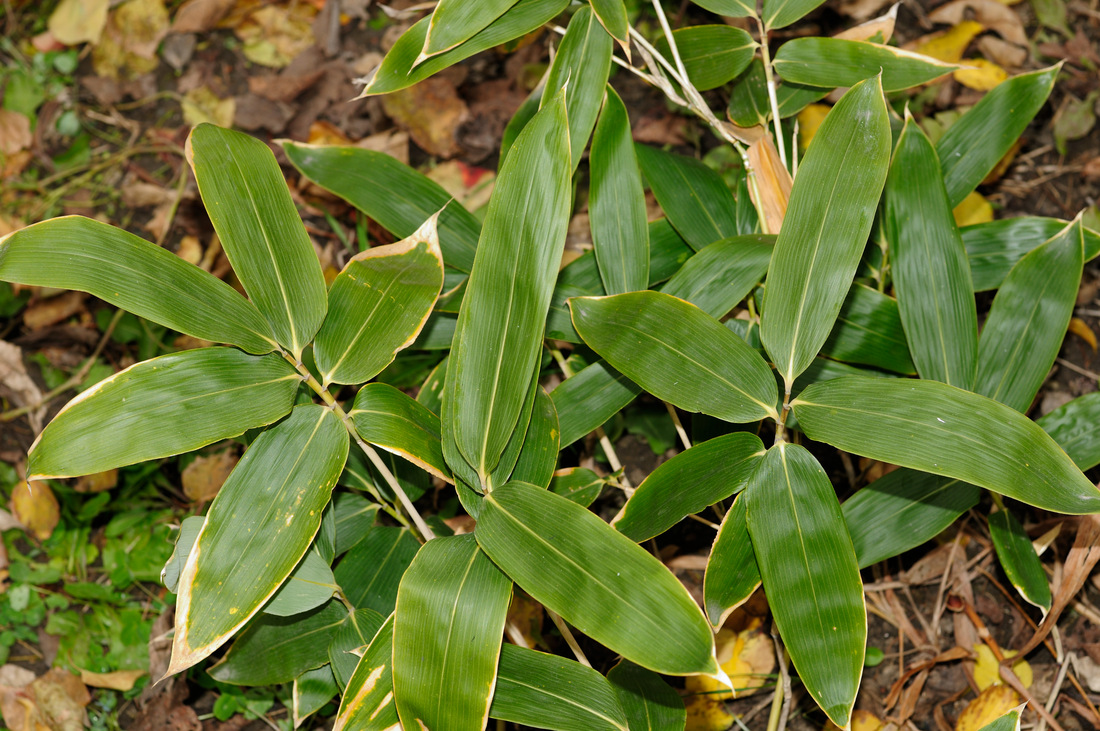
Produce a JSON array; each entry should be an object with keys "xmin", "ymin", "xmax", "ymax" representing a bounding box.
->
[
  {"xmin": 79, "ymin": 668, "xmax": 146, "ymax": 691},
  {"xmin": 1068, "ymin": 317, "xmax": 1098, "ymax": 350},
  {"xmin": 928, "ymin": 0, "xmax": 1027, "ymax": 46},
  {"xmin": 181, "ymin": 449, "xmax": 238, "ymax": 503},
  {"xmin": 11, "ymin": 480, "xmax": 61, "ymax": 541},
  {"xmin": 833, "ymin": 2, "xmax": 899, "ymax": 42},
  {"xmin": 22, "ymin": 290, "xmax": 87, "ymax": 330},
  {"xmin": 747, "ymin": 135, "xmax": 792, "ymax": 235}
]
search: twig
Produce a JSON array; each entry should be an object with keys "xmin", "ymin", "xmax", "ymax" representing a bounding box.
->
[
  {"xmin": 754, "ymin": 17, "xmax": 789, "ymax": 171},
  {"xmin": 1056, "ymin": 358, "xmax": 1100, "ymax": 381},
  {"xmin": 547, "ymin": 609, "xmax": 591, "ymax": 667},
  {"xmin": 665, "ymin": 401, "xmax": 691, "ymax": 451}
]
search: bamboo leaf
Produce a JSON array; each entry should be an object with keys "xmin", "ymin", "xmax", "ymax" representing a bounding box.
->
[
  {"xmin": 509, "ymin": 387, "xmax": 561, "ymax": 489},
  {"xmin": 333, "ymin": 614, "xmax": 399, "ymax": 731},
  {"xmin": 187, "ymin": 124, "xmax": 326, "ymax": 359},
  {"xmin": 773, "ymin": 39, "xmax": 957, "ymax": 91},
  {"xmin": 392, "ymin": 534, "xmax": 512, "ymax": 731},
  {"xmin": 760, "ymin": 76, "xmax": 891, "ymax": 388},
  {"xmin": 487, "ymin": 365, "xmax": 541, "ymax": 489},
  {"xmin": 490, "ymin": 644, "xmax": 630, "ymax": 731},
  {"xmin": 329, "ymin": 608, "xmax": 386, "ymax": 687},
  {"xmin": 791, "ymin": 376, "xmax": 1100, "ymax": 514},
  {"xmin": 613, "ymin": 432, "xmax": 765, "ymax": 542},
  {"xmin": 1036, "ymin": 392, "xmax": 1100, "ymax": 470},
  {"xmin": 551, "ymin": 359, "xmax": 641, "ymax": 448},
  {"xmin": 423, "ymin": 0, "xmax": 521, "ymax": 56},
  {"xmin": 975, "ymin": 704, "xmax": 1026, "ymax": 731},
  {"xmin": 478, "ymin": 481, "xmax": 718, "ymax": 676},
  {"xmin": 0, "ymin": 216, "xmax": 276, "ymax": 354},
  {"xmin": 883, "ymin": 116, "xmax": 978, "ymax": 387},
  {"xmin": 264, "ymin": 548, "xmax": 337, "ymax": 617},
  {"xmin": 314, "ymin": 214, "xmax": 444, "ymax": 386},
  {"xmin": 820, "ymin": 284, "xmax": 916, "ymax": 375},
  {"xmin": 691, "ymin": 0, "xmax": 755, "ymax": 18},
  {"xmin": 974, "ymin": 218, "xmax": 1083, "ymax": 412},
  {"xmin": 332, "ymin": 493, "xmax": 380, "ymax": 556},
  {"xmin": 989, "ymin": 509, "xmax": 1052, "ymax": 616},
  {"xmin": 293, "ymin": 665, "xmax": 339, "ymax": 727},
  {"xmin": 550, "ymin": 467, "xmax": 605, "ymax": 507},
  {"xmin": 703, "ymin": 494, "xmax": 761, "ymax": 629},
  {"xmin": 607, "ymin": 660, "xmax": 686, "ymax": 731},
  {"xmin": 444, "ymin": 89, "xmax": 571, "ymax": 484},
  {"xmin": 744, "ymin": 443, "xmax": 864, "ymax": 727},
  {"xmin": 591, "ymin": 86, "xmax": 649, "ymax": 295},
  {"xmin": 635, "ymin": 143, "xmax": 739, "ymax": 250},
  {"xmin": 963, "ymin": 216, "xmax": 1100, "ymax": 292},
  {"xmin": 168, "ymin": 405, "xmax": 349, "ymax": 676},
  {"xmin": 28, "ymin": 348, "xmax": 298, "ymax": 480},
  {"xmin": 162, "ymin": 516, "xmax": 204, "ymax": 594},
  {"xmin": 500, "ymin": 79, "xmax": 545, "ymax": 171},
  {"xmin": 350, "ymin": 383, "xmax": 450, "ymax": 483},
  {"xmin": 660, "ymin": 235, "xmax": 774, "ymax": 319},
  {"xmin": 571, "ymin": 291, "xmax": 779, "ymax": 423},
  {"xmin": 763, "ymin": 0, "xmax": 827, "ymax": 29},
  {"xmin": 333, "ymin": 525, "xmax": 420, "ymax": 616},
  {"xmin": 590, "ymin": 0, "xmax": 629, "ymax": 46},
  {"xmin": 937, "ymin": 66, "xmax": 1058, "ymax": 208},
  {"xmin": 655, "ymin": 25, "xmax": 756, "ymax": 90}
]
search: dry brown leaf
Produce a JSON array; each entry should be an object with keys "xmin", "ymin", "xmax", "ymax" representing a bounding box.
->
[
  {"xmin": 182, "ymin": 450, "xmax": 238, "ymax": 503},
  {"xmin": 0, "ymin": 340, "xmax": 45, "ymax": 433},
  {"xmin": 23, "ymin": 290, "xmax": 87, "ymax": 330},
  {"xmin": 505, "ymin": 592, "xmax": 544, "ymax": 648},
  {"xmin": 248, "ymin": 69, "xmax": 325, "ymax": 103},
  {"xmin": 837, "ymin": 0, "xmax": 894, "ymax": 20},
  {"xmin": 0, "ymin": 110, "xmax": 33, "ymax": 156},
  {"xmin": 79, "ymin": 668, "xmax": 146, "ymax": 691},
  {"xmin": 170, "ymin": 0, "xmax": 236, "ymax": 33},
  {"xmin": 928, "ymin": 0, "xmax": 1027, "ymax": 46},
  {"xmin": 11, "ymin": 480, "xmax": 61, "ymax": 541},
  {"xmin": 382, "ymin": 77, "xmax": 469, "ymax": 159},
  {"xmin": 73, "ymin": 469, "xmax": 119, "ymax": 494},
  {"xmin": 355, "ymin": 129, "xmax": 410, "ymax": 164},
  {"xmin": 0, "ymin": 664, "xmax": 36, "ymax": 731},
  {"xmin": 31, "ymin": 667, "xmax": 91, "ymax": 731},
  {"xmin": 176, "ymin": 235, "xmax": 203, "ymax": 266},
  {"xmin": 976, "ymin": 35, "xmax": 1028, "ymax": 69},
  {"xmin": 834, "ymin": 2, "xmax": 898, "ymax": 42},
  {"xmin": 954, "ymin": 685, "xmax": 1021, "ymax": 731},
  {"xmin": 120, "ymin": 180, "xmax": 174, "ymax": 209},
  {"xmin": 426, "ymin": 160, "xmax": 495, "ymax": 212},
  {"xmin": 747, "ymin": 135, "xmax": 792, "ymax": 235}
]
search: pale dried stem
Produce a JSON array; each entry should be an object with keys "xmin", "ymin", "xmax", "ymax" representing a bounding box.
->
[{"xmin": 547, "ymin": 609, "xmax": 591, "ymax": 667}]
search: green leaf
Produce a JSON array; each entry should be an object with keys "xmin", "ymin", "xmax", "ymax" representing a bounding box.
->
[
  {"xmin": 333, "ymin": 493, "xmax": 379, "ymax": 556},
  {"xmin": 168, "ymin": 405, "xmax": 349, "ymax": 676},
  {"xmin": 551, "ymin": 360, "xmax": 641, "ymax": 448},
  {"xmin": 655, "ymin": 26, "xmax": 756, "ymax": 91},
  {"xmin": 773, "ymin": 39, "xmax": 956, "ymax": 91},
  {"xmin": 590, "ymin": 0, "xmax": 629, "ymax": 45},
  {"xmin": 571, "ymin": 291, "xmax": 779, "ymax": 423},
  {"xmin": 703, "ymin": 494, "xmax": 760, "ymax": 628},
  {"xmin": 820, "ymin": 284, "xmax": 915, "ymax": 374},
  {"xmin": 691, "ymin": 0, "xmax": 755, "ymax": 18},
  {"xmin": 314, "ymin": 216, "xmax": 444, "ymax": 385},
  {"xmin": 550, "ymin": 467, "xmax": 605, "ymax": 507},
  {"xmin": 1037, "ymin": 392, "xmax": 1100, "ymax": 470},
  {"xmin": 728, "ymin": 60, "xmax": 832, "ymax": 126},
  {"xmin": 744, "ymin": 443, "xmax": 864, "ymax": 727},
  {"xmin": 329, "ymin": 608, "xmax": 386, "ymax": 687},
  {"xmin": 842, "ymin": 469, "xmax": 979, "ymax": 568},
  {"xmin": 974, "ymin": 218, "xmax": 1083, "ymax": 412},
  {"xmin": 423, "ymin": 0, "xmax": 521, "ymax": 56},
  {"xmin": 487, "ymin": 365, "xmax": 542, "ymax": 489},
  {"xmin": 963, "ymin": 217, "xmax": 1100, "ymax": 292},
  {"xmin": 209, "ymin": 600, "xmax": 347, "ymax": 686},
  {"xmin": 293, "ymin": 665, "xmax": 339, "ymax": 727},
  {"xmin": 883, "ymin": 117, "xmax": 978, "ymax": 387},
  {"xmin": 544, "ymin": 5, "xmax": 614, "ymax": 167},
  {"xmin": 760, "ymin": 76, "xmax": 891, "ymax": 388},
  {"xmin": 333, "ymin": 614, "xmax": 398, "ymax": 731},
  {"xmin": 763, "ymin": 0, "xmax": 826, "ymax": 28},
  {"xmin": 989, "ymin": 509, "xmax": 1052, "ymax": 616},
  {"xmin": 27, "ymin": 348, "xmax": 298, "ymax": 480},
  {"xmin": 363, "ymin": 0, "xmax": 570, "ymax": 96},
  {"xmin": 975, "ymin": 704, "xmax": 1026, "ymax": 731},
  {"xmin": 0, "ymin": 216, "xmax": 275, "ymax": 354},
  {"xmin": 607, "ymin": 660, "xmax": 686, "ymax": 731},
  {"xmin": 264, "ymin": 549, "xmax": 337, "ymax": 617},
  {"xmin": 936, "ymin": 66, "xmax": 1058, "ymax": 208},
  {"xmin": 500, "ymin": 79, "xmax": 545, "ymax": 171},
  {"xmin": 161, "ymin": 516, "xmax": 204, "ymax": 593},
  {"xmin": 635, "ymin": 143, "xmax": 739, "ymax": 250},
  {"xmin": 791, "ymin": 376, "xmax": 1100, "ymax": 514},
  {"xmin": 591, "ymin": 86, "xmax": 649, "ymax": 295},
  {"xmin": 187, "ymin": 124, "xmax": 326, "ymax": 359},
  {"xmin": 490, "ymin": 644, "xmax": 629, "ymax": 731},
  {"xmin": 509, "ymin": 387, "xmax": 560, "ymax": 488},
  {"xmin": 334, "ymin": 525, "xmax": 420, "ymax": 616},
  {"xmin": 478, "ymin": 481, "xmax": 718, "ymax": 675},
  {"xmin": 392, "ymin": 534, "xmax": 512, "ymax": 731},
  {"xmin": 660, "ymin": 235, "xmax": 773, "ymax": 318},
  {"xmin": 283, "ymin": 142, "xmax": 480, "ymax": 273},
  {"xmin": 350, "ymin": 383, "xmax": 450, "ymax": 483},
  {"xmin": 613, "ymin": 432, "xmax": 765, "ymax": 542},
  {"xmin": 444, "ymin": 89, "xmax": 571, "ymax": 485}
]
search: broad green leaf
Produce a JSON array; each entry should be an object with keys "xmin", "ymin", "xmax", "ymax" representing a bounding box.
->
[
  {"xmin": 791, "ymin": 356, "xmax": 897, "ymax": 398},
  {"xmin": 544, "ymin": 5, "xmax": 614, "ymax": 167},
  {"xmin": 591, "ymin": 86, "xmax": 649, "ymax": 295},
  {"xmin": 975, "ymin": 704, "xmax": 1026, "ymax": 731},
  {"xmin": 571, "ymin": 292, "xmax": 779, "ymax": 423},
  {"xmin": 509, "ymin": 387, "xmax": 560, "ymax": 488},
  {"xmin": 613, "ymin": 432, "xmax": 765, "ymax": 542},
  {"xmin": 333, "ymin": 614, "xmax": 398, "ymax": 731},
  {"xmin": 161, "ymin": 516, "xmax": 205, "ymax": 594},
  {"xmin": 703, "ymin": 494, "xmax": 760, "ymax": 628},
  {"xmin": 550, "ymin": 467, "xmax": 605, "ymax": 507},
  {"xmin": 763, "ymin": 0, "xmax": 826, "ymax": 28},
  {"xmin": 648, "ymin": 218, "xmax": 695, "ymax": 282},
  {"xmin": 478, "ymin": 481, "xmax": 718, "ymax": 675},
  {"xmin": 0, "ymin": 216, "xmax": 275, "ymax": 354},
  {"xmin": 314, "ymin": 216, "xmax": 444, "ymax": 386},
  {"xmin": 820, "ymin": 284, "xmax": 915, "ymax": 375},
  {"xmin": 937, "ymin": 66, "xmax": 1058, "ymax": 207},
  {"xmin": 655, "ymin": 26, "xmax": 756, "ymax": 91},
  {"xmin": 660, "ymin": 235, "xmax": 773, "ymax": 318},
  {"xmin": 444, "ymin": 90, "xmax": 571, "ymax": 484},
  {"xmin": 333, "ymin": 525, "xmax": 420, "ymax": 616},
  {"xmin": 392, "ymin": 534, "xmax": 512, "ymax": 731},
  {"xmin": 791, "ymin": 376, "xmax": 1100, "ymax": 514},
  {"xmin": 691, "ymin": 0, "xmax": 755, "ymax": 18},
  {"xmin": 607, "ymin": 660, "xmax": 686, "ymax": 731},
  {"xmin": 773, "ymin": 39, "xmax": 956, "ymax": 91},
  {"xmin": 842, "ymin": 469, "xmax": 979, "ymax": 568},
  {"xmin": 363, "ymin": 0, "xmax": 570, "ymax": 96},
  {"xmin": 590, "ymin": 0, "xmax": 629, "ymax": 45},
  {"xmin": 187, "ymin": 124, "xmax": 327, "ymax": 359},
  {"xmin": 168, "ymin": 405, "xmax": 349, "ymax": 675},
  {"xmin": 974, "ymin": 219, "xmax": 1083, "ymax": 412},
  {"xmin": 635, "ymin": 143, "xmax": 739, "ymax": 250},
  {"xmin": 551, "ymin": 359, "xmax": 641, "ymax": 447},
  {"xmin": 487, "ymin": 365, "xmax": 541, "ymax": 489},
  {"xmin": 883, "ymin": 117, "xmax": 978, "ymax": 387},
  {"xmin": 27, "ymin": 348, "xmax": 298, "ymax": 480},
  {"xmin": 490, "ymin": 644, "xmax": 629, "ymax": 731},
  {"xmin": 209, "ymin": 600, "xmax": 347, "ymax": 685},
  {"xmin": 350, "ymin": 383, "xmax": 450, "ymax": 483},
  {"xmin": 423, "ymin": 0, "xmax": 520, "ymax": 56},
  {"xmin": 283, "ymin": 142, "xmax": 480, "ymax": 273},
  {"xmin": 1037, "ymin": 392, "xmax": 1100, "ymax": 470},
  {"xmin": 728, "ymin": 60, "xmax": 830, "ymax": 125},
  {"xmin": 332, "ymin": 493, "xmax": 380, "ymax": 556},
  {"xmin": 989, "ymin": 509, "xmax": 1052, "ymax": 616},
  {"xmin": 500, "ymin": 78, "xmax": 545, "ymax": 170},
  {"xmin": 760, "ymin": 76, "xmax": 890, "ymax": 388},
  {"xmin": 744, "ymin": 443, "xmax": 864, "ymax": 727},
  {"xmin": 963, "ymin": 217, "xmax": 1100, "ymax": 291},
  {"xmin": 293, "ymin": 665, "xmax": 339, "ymax": 727},
  {"xmin": 416, "ymin": 355, "xmax": 447, "ymax": 415},
  {"xmin": 264, "ymin": 548, "xmax": 337, "ymax": 617},
  {"xmin": 317, "ymin": 502, "xmax": 337, "ymax": 563},
  {"xmin": 329, "ymin": 608, "xmax": 386, "ymax": 687}
]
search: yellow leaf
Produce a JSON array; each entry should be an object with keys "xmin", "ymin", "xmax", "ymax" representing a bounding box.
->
[
  {"xmin": 981, "ymin": 138, "xmax": 1022, "ymax": 185},
  {"xmin": 973, "ymin": 644, "xmax": 1032, "ymax": 691},
  {"xmin": 181, "ymin": 87, "xmax": 236, "ymax": 129},
  {"xmin": 797, "ymin": 104, "xmax": 831, "ymax": 150},
  {"xmin": 955, "ymin": 685, "xmax": 1020, "ymax": 731},
  {"xmin": 10, "ymin": 481, "xmax": 60, "ymax": 541},
  {"xmin": 914, "ymin": 21, "xmax": 985, "ymax": 63},
  {"xmin": 826, "ymin": 709, "xmax": 884, "ymax": 731},
  {"xmin": 73, "ymin": 469, "xmax": 118, "ymax": 494},
  {"xmin": 48, "ymin": 0, "xmax": 110, "ymax": 46},
  {"xmin": 181, "ymin": 450, "xmax": 238, "ymax": 503},
  {"xmin": 685, "ymin": 616, "xmax": 775, "ymax": 700},
  {"xmin": 684, "ymin": 694, "xmax": 735, "ymax": 731},
  {"xmin": 953, "ymin": 191, "xmax": 994, "ymax": 226},
  {"xmin": 1068, "ymin": 317, "xmax": 1098, "ymax": 351},
  {"xmin": 79, "ymin": 668, "xmax": 146, "ymax": 691},
  {"xmin": 235, "ymin": 5, "xmax": 316, "ymax": 68},
  {"xmin": 91, "ymin": 0, "xmax": 169, "ymax": 79},
  {"xmin": 955, "ymin": 58, "xmax": 1008, "ymax": 91}
]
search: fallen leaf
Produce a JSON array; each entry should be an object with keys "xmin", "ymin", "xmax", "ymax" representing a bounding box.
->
[
  {"xmin": 747, "ymin": 134, "xmax": 791, "ymax": 235},
  {"xmin": 170, "ymin": 0, "xmax": 236, "ymax": 33},
  {"xmin": 955, "ymin": 685, "xmax": 1021, "ymax": 731},
  {"xmin": 176, "ymin": 235, "xmax": 204, "ymax": 266},
  {"xmin": 1052, "ymin": 91, "xmax": 1099, "ymax": 155},
  {"xmin": 73, "ymin": 469, "xmax": 119, "ymax": 494},
  {"xmin": 797, "ymin": 103, "xmax": 832, "ymax": 150},
  {"xmin": 121, "ymin": 180, "xmax": 175, "ymax": 208},
  {"xmin": 977, "ymin": 36, "xmax": 1028, "ymax": 69},
  {"xmin": 23, "ymin": 290, "xmax": 87, "ymax": 330},
  {"xmin": 355, "ymin": 129, "xmax": 409, "ymax": 164},
  {"xmin": 47, "ymin": 0, "xmax": 110, "ymax": 46},
  {"xmin": 955, "ymin": 58, "xmax": 1008, "ymax": 91},
  {"xmin": 381, "ymin": 76, "xmax": 469, "ymax": 158},
  {"xmin": 981, "ymin": 137, "xmax": 1022, "ymax": 184},
  {"xmin": 826, "ymin": 709, "xmax": 884, "ymax": 731},
  {"xmin": 1068, "ymin": 317, "xmax": 1097, "ymax": 351},
  {"xmin": 91, "ymin": 0, "xmax": 170, "ymax": 80},
  {"xmin": 0, "ymin": 665, "xmax": 36, "ymax": 731},
  {"xmin": 928, "ymin": 0, "xmax": 1027, "ymax": 46},
  {"xmin": 426, "ymin": 160, "xmax": 495, "ymax": 212},
  {"xmin": 837, "ymin": 0, "xmax": 894, "ymax": 20},
  {"xmin": 1076, "ymin": 653, "xmax": 1100, "ymax": 692},
  {"xmin": 11, "ymin": 480, "xmax": 61, "ymax": 541},
  {"xmin": 31, "ymin": 667, "xmax": 90, "ymax": 731},
  {"xmin": 684, "ymin": 693, "xmax": 735, "ymax": 731},
  {"xmin": 834, "ymin": 2, "xmax": 899, "ymax": 42},
  {"xmin": 181, "ymin": 86, "xmax": 236, "ymax": 128},
  {"xmin": 953, "ymin": 191, "xmax": 994, "ymax": 226},
  {"xmin": 234, "ymin": 4, "xmax": 317, "ymax": 68},
  {"xmin": 505, "ymin": 592, "xmax": 544, "ymax": 649},
  {"xmin": 79, "ymin": 668, "xmax": 146, "ymax": 691},
  {"xmin": 912, "ymin": 21, "xmax": 985, "ymax": 63},
  {"xmin": 0, "ymin": 340, "xmax": 46, "ymax": 433},
  {"xmin": 0, "ymin": 110, "xmax": 32, "ymax": 155},
  {"xmin": 182, "ymin": 450, "xmax": 238, "ymax": 503},
  {"xmin": 973, "ymin": 644, "xmax": 1032, "ymax": 690},
  {"xmin": 685, "ymin": 616, "xmax": 775, "ymax": 700},
  {"xmin": 1031, "ymin": 0, "xmax": 1072, "ymax": 35}
]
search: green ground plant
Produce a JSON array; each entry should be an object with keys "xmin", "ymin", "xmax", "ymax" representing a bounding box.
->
[{"xmin": 2, "ymin": 1, "xmax": 1100, "ymax": 729}]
